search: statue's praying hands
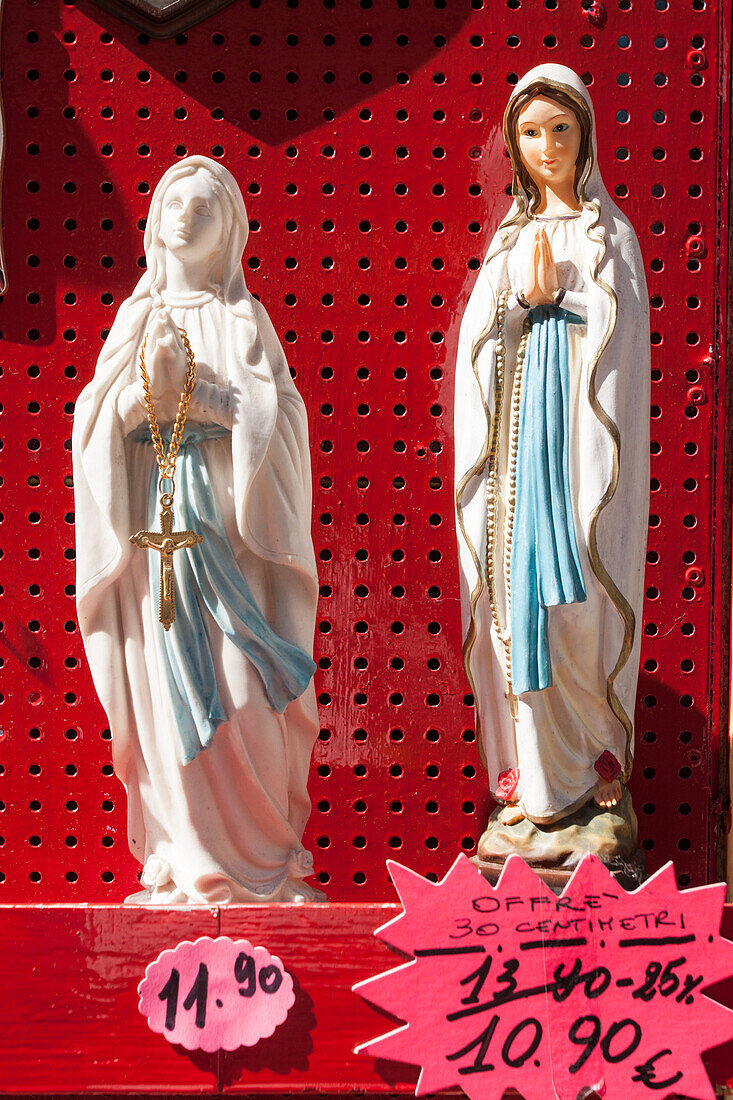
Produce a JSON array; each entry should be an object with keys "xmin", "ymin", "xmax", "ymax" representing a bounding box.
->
[
  {"xmin": 524, "ymin": 226, "xmax": 560, "ymax": 307},
  {"xmin": 140, "ymin": 308, "xmax": 190, "ymax": 422}
]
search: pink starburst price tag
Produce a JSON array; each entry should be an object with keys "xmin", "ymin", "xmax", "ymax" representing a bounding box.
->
[
  {"xmin": 355, "ymin": 854, "xmax": 733, "ymax": 1100},
  {"xmin": 138, "ymin": 936, "xmax": 294, "ymax": 1052}
]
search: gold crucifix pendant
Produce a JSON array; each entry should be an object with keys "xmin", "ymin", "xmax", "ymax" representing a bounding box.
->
[
  {"xmin": 130, "ymin": 495, "xmax": 203, "ymax": 631},
  {"xmin": 506, "ymin": 690, "xmax": 519, "ymax": 721}
]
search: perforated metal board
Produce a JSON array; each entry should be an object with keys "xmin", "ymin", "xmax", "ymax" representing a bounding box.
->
[{"xmin": 0, "ymin": 0, "xmax": 729, "ymax": 904}]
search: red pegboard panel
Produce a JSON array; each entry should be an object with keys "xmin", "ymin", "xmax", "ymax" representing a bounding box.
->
[{"xmin": 0, "ymin": 0, "xmax": 729, "ymax": 903}]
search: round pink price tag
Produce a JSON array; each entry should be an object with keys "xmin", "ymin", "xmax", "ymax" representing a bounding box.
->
[{"xmin": 138, "ymin": 936, "xmax": 295, "ymax": 1052}]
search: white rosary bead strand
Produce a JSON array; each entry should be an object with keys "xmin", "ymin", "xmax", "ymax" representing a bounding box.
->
[
  {"xmin": 485, "ymin": 291, "xmax": 507, "ymax": 643},
  {"xmin": 485, "ymin": 294, "xmax": 532, "ymax": 707}
]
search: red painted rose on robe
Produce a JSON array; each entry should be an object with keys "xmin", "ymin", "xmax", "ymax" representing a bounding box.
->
[
  {"xmin": 594, "ymin": 750, "xmax": 621, "ymax": 783},
  {"xmin": 494, "ymin": 768, "xmax": 520, "ymax": 801}
]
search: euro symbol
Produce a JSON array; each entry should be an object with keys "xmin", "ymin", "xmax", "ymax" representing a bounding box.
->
[{"xmin": 632, "ymin": 1049, "xmax": 683, "ymax": 1090}]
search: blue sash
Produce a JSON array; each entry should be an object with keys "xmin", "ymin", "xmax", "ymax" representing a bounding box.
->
[
  {"xmin": 509, "ymin": 306, "xmax": 586, "ymax": 695},
  {"xmin": 131, "ymin": 423, "xmax": 316, "ymax": 764}
]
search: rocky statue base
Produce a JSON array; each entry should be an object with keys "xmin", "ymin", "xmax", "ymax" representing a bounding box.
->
[{"xmin": 473, "ymin": 785, "xmax": 646, "ymax": 893}]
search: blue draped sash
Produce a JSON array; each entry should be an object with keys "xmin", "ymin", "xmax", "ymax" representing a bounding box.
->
[
  {"xmin": 131, "ymin": 423, "xmax": 316, "ymax": 764},
  {"xmin": 509, "ymin": 305, "xmax": 586, "ymax": 695}
]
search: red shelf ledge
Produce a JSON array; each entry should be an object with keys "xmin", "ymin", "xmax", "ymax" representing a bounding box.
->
[{"xmin": 0, "ymin": 902, "xmax": 731, "ymax": 1095}]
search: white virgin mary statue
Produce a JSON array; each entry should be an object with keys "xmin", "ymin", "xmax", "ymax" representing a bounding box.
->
[
  {"xmin": 454, "ymin": 66, "xmax": 650, "ymax": 873},
  {"xmin": 73, "ymin": 156, "xmax": 323, "ymax": 903}
]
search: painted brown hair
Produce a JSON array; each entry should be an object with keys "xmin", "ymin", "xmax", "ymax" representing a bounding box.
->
[{"xmin": 503, "ymin": 81, "xmax": 594, "ymax": 215}]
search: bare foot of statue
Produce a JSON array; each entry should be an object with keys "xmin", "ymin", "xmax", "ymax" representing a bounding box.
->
[
  {"xmin": 500, "ymin": 803, "xmax": 526, "ymax": 826},
  {"xmin": 278, "ymin": 877, "xmax": 327, "ymax": 903},
  {"xmin": 594, "ymin": 779, "xmax": 622, "ymax": 809}
]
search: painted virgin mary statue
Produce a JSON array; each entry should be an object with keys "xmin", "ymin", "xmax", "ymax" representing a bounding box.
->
[
  {"xmin": 454, "ymin": 66, "xmax": 650, "ymax": 877},
  {"xmin": 73, "ymin": 157, "xmax": 323, "ymax": 903}
]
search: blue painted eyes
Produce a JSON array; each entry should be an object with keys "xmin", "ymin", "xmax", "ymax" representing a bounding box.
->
[{"xmin": 520, "ymin": 122, "xmax": 571, "ymax": 137}]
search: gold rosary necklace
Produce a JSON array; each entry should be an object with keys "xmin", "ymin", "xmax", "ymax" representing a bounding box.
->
[
  {"xmin": 485, "ymin": 291, "xmax": 532, "ymax": 718},
  {"xmin": 129, "ymin": 326, "xmax": 203, "ymax": 631}
]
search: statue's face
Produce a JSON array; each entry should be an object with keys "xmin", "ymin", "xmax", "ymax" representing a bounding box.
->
[
  {"xmin": 516, "ymin": 94, "xmax": 581, "ymax": 194},
  {"xmin": 159, "ymin": 171, "xmax": 225, "ymax": 265}
]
